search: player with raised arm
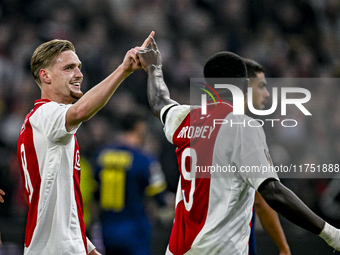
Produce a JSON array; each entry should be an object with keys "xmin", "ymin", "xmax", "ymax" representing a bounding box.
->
[
  {"xmin": 137, "ymin": 36, "xmax": 340, "ymax": 255},
  {"xmin": 17, "ymin": 32, "xmax": 154, "ymax": 255}
]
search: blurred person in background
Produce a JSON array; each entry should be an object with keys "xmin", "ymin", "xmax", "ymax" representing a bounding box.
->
[
  {"xmin": 79, "ymin": 157, "xmax": 97, "ymax": 232},
  {"xmin": 16, "ymin": 32, "xmax": 154, "ymax": 255},
  {"xmin": 243, "ymin": 58, "xmax": 291, "ymax": 255},
  {"xmin": 93, "ymin": 110, "xmax": 173, "ymax": 255}
]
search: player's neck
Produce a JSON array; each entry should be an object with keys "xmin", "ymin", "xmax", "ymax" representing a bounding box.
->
[{"xmin": 40, "ymin": 90, "xmax": 73, "ymax": 105}]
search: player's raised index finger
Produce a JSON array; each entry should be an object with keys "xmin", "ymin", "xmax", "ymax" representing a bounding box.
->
[
  {"xmin": 141, "ymin": 31, "xmax": 155, "ymax": 48},
  {"xmin": 150, "ymin": 36, "xmax": 158, "ymax": 51}
]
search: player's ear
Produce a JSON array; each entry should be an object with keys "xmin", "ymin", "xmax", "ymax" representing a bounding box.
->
[
  {"xmin": 241, "ymin": 78, "xmax": 249, "ymax": 95},
  {"xmin": 40, "ymin": 69, "xmax": 51, "ymax": 84}
]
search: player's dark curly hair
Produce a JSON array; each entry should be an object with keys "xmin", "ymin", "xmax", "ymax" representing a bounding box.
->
[{"xmin": 204, "ymin": 51, "xmax": 247, "ymax": 79}]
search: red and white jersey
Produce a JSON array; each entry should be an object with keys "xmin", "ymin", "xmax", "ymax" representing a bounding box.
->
[
  {"xmin": 161, "ymin": 101, "xmax": 279, "ymax": 255},
  {"xmin": 17, "ymin": 99, "xmax": 87, "ymax": 255}
]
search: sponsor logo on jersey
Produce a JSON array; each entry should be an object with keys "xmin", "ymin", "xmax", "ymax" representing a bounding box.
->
[{"xmin": 74, "ymin": 150, "xmax": 81, "ymax": 171}]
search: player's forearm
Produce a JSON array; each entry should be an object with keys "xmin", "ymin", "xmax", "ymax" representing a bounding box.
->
[
  {"xmin": 0, "ymin": 189, "xmax": 4, "ymax": 203},
  {"xmin": 258, "ymin": 211, "xmax": 290, "ymax": 253},
  {"xmin": 147, "ymin": 65, "xmax": 177, "ymax": 120},
  {"xmin": 254, "ymin": 193, "xmax": 290, "ymax": 253},
  {"xmin": 80, "ymin": 64, "xmax": 130, "ymax": 112},
  {"xmin": 258, "ymin": 179, "xmax": 324, "ymax": 235},
  {"xmin": 66, "ymin": 65, "xmax": 130, "ymax": 130},
  {"xmin": 260, "ymin": 180, "xmax": 340, "ymax": 251}
]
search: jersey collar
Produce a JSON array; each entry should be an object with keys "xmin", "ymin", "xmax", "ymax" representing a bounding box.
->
[
  {"xmin": 34, "ymin": 99, "xmax": 51, "ymax": 106},
  {"xmin": 206, "ymin": 99, "xmax": 233, "ymax": 106}
]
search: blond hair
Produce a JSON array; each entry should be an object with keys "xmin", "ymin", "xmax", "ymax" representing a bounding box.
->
[{"xmin": 31, "ymin": 39, "xmax": 75, "ymax": 86}]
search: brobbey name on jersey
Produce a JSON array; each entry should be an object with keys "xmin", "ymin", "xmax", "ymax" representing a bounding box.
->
[{"xmin": 177, "ymin": 125, "xmax": 215, "ymax": 139}]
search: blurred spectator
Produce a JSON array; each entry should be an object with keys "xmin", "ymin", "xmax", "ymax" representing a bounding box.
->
[{"xmin": 93, "ymin": 111, "xmax": 173, "ymax": 255}]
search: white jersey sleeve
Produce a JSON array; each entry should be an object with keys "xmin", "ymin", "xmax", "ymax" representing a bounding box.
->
[
  {"xmin": 161, "ymin": 104, "xmax": 191, "ymax": 144},
  {"xmin": 237, "ymin": 115, "xmax": 279, "ymax": 190},
  {"xmin": 34, "ymin": 102, "xmax": 81, "ymax": 144}
]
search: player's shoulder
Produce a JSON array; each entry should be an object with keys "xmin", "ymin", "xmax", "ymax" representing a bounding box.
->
[
  {"xmin": 30, "ymin": 101, "xmax": 72, "ymax": 127},
  {"xmin": 34, "ymin": 101, "xmax": 71, "ymax": 117},
  {"xmin": 226, "ymin": 113, "xmax": 254, "ymax": 121},
  {"xmin": 37, "ymin": 100, "xmax": 62, "ymax": 108},
  {"xmin": 227, "ymin": 113, "xmax": 263, "ymax": 127},
  {"xmin": 134, "ymin": 149, "xmax": 156, "ymax": 167},
  {"xmin": 162, "ymin": 104, "xmax": 191, "ymax": 143},
  {"xmin": 221, "ymin": 113, "xmax": 266, "ymax": 141}
]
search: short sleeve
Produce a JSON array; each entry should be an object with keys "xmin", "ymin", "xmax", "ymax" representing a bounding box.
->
[
  {"xmin": 145, "ymin": 159, "xmax": 167, "ymax": 197},
  {"xmin": 237, "ymin": 116, "xmax": 279, "ymax": 190},
  {"xmin": 160, "ymin": 103, "xmax": 178, "ymax": 125},
  {"xmin": 32, "ymin": 102, "xmax": 81, "ymax": 144},
  {"xmin": 162, "ymin": 104, "xmax": 191, "ymax": 144}
]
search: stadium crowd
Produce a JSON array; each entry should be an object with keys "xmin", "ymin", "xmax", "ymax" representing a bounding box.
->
[{"xmin": 1, "ymin": 0, "xmax": 340, "ymax": 254}]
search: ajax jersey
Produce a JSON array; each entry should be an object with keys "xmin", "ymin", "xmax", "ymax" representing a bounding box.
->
[
  {"xmin": 161, "ymin": 102, "xmax": 278, "ymax": 255},
  {"xmin": 17, "ymin": 99, "xmax": 87, "ymax": 255}
]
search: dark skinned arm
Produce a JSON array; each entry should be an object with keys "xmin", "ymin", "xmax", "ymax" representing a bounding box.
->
[
  {"xmin": 137, "ymin": 37, "xmax": 178, "ymax": 121},
  {"xmin": 254, "ymin": 192, "xmax": 291, "ymax": 255},
  {"xmin": 258, "ymin": 178, "xmax": 324, "ymax": 235},
  {"xmin": 259, "ymin": 179, "xmax": 340, "ymax": 250}
]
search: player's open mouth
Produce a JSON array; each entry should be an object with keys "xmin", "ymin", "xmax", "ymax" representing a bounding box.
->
[{"xmin": 71, "ymin": 82, "xmax": 81, "ymax": 87}]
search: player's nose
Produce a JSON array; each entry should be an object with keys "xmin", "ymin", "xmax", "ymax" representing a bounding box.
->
[
  {"xmin": 74, "ymin": 67, "xmax": 83, "ymax": 79},
  {"xmin": 264, "ymin": 87, "xmax": 270, "ymax": 98}
]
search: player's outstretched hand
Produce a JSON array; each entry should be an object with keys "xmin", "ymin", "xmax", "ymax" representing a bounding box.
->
[
  {"xmin": 121, "ymin": 31, "xmax": 155, "ymax": 73},
  {"xmin": 0, "ymin": 189, "xmax": 5, "ymax": 203},
  {"xmin": 137, "ymin": 36, "xmax": 162, "ymax": 71}
]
